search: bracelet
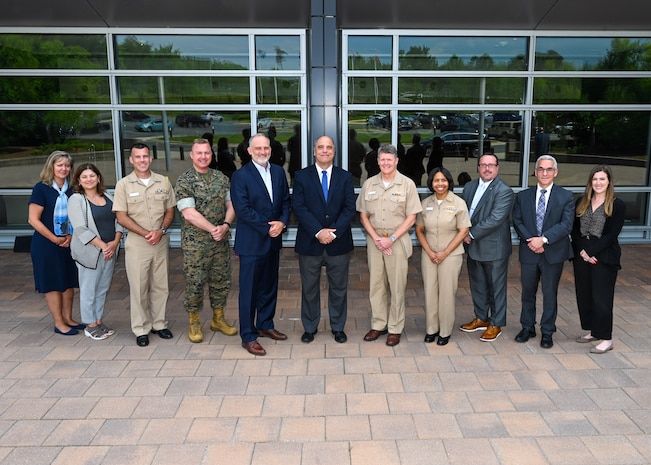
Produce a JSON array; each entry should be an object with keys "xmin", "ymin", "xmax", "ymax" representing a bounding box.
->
[{"xmin": 223, "ymin": 221, "xmax": 231, "ymax": 227}]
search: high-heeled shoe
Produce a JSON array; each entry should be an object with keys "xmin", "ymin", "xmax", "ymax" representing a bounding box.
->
[
  {"xmin": 54, "ymin": 326, "xmax": 79, "ymax": 336},
  {"xmin": 590, "ymin": 343, "xmax": 613, "ymax": 354}
]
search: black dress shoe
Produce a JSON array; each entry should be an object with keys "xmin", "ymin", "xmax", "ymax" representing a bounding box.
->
[
  {"xmin": 540, "ymin": 334, "xmax": 553, "ymax": 349},
  {"xmin": 301, "ymin": 331, "xmax": 316, "ymax": 343},
  {"xmin": 136, "ymin": 335, "xmax": 149, "ymax": 347},
  {"xmin": 152, "ymin": 328, "xmax": 173, "ymax": 339},
  {"xmin": 514, "ymin": 328, "xmax": 536, "ymax": 343},
  {"xmin": 332, "ymin": 331, "xmax": 347, "ymax": 343},
  {"xmin": 436, "ymin": 335, "xmax": 450, "ymax": 346},
  {"xmin": 424, "ymin": 332, "xmax": 439, "ymax": 343}
]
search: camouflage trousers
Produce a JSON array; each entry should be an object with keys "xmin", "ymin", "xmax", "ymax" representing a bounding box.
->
[{"xmin": 181, "ymin": 240, "xmax": 231, "ymax": 313}]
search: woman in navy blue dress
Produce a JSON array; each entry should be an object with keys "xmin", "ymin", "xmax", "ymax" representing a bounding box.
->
[{"xmin": 28, "ymin": 151, "xmax": 82, "ymax": 336}]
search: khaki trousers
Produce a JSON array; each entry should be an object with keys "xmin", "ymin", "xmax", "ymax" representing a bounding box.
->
[
  {"xmin": 124, "ymin": 233, "xmax": 170, "ymax": 336},
  {"xmin": 421, "ymin": 251, "xmax": 463, "ymax": 337},
  {"xmin": 366, "ymin": 235, "xmax": 409, "ymax": 334}
]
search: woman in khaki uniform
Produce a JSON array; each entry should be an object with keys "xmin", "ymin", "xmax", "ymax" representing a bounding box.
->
[{"xmin": 416, "ymin": 167, "xmax": 471, "ymax": 345}]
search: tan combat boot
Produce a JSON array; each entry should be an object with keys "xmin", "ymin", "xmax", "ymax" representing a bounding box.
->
[
  {"xmin": 188, "ymin": 311, "xmax": 203, "ymax": 343},
  {"xmin": 210, "ymin": 307, "xmax": 238, "ymax": 336}
]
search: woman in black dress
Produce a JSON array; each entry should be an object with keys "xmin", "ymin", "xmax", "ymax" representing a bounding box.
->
[{"xmin": 28, "ymin": 151, "xmax": 82, "ymax": 335}]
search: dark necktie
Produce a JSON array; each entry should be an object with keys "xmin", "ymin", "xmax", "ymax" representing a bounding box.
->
[
  {"xmin": 536, "ymin": 189, "xmax": 547, "ymax": 235},
  {"xmin": 322, "ymin": 170, "xmax": 328, "ymax": 201}
]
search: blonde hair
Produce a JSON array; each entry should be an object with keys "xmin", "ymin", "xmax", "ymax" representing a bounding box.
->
[
  {"xmin": 576, "ymin": 164, "xmax": 615, "ymax": 218},
  {"xmin": 39, "ymin": 150, "xmax": 73, "ymax": 186}
]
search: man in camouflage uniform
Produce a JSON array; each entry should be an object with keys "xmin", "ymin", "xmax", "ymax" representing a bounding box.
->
[{"xmin": 175, "ymin": 138, "xmax": 237, "ymax": 342}]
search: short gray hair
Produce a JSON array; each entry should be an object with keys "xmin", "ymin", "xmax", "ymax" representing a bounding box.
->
[
  {"xmin": 377, "ymin": 144, "xmax": 397, "ymax": 158},
  {"xmin": 536, "ymin": 154, "xmax": 558, "ymax": 170}
]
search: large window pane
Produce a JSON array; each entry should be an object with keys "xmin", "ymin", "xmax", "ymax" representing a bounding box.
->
[
  {"xmin": 256, "ymin": 77, "xmax": 301, "ymax": 104},
  {"xmin": 348, "ymin": 36, "xmax": 392, "ymax": 70},
  {"xmin": 0, "ymin": 34, "xmax": 108, "ymax": 69},
  {"xmin": 530, "ymin": 111, "xmax": 650, "ymax": 187},
  {"xmin": 534, "ymin": 77, "xmax": 651, "ymax": 104},
  {"xmin": 118, "ymin": 110, "xmax": 302, "ymax": 186},
  {"xmin": 118, "ymin": 76, "xmax": 250, "ymax": 104},
  {"xmin": 115, "ymin": 35, "xmax": 249, "ymax": 70},
  {"xmin": 348, "ymin": 77, "xmax": 391, "ymax": 104},
  {"xmin": 254, "ymin": 110, "xmax": 302, "ymax": 180},
  {"xmin": 535, "ymin": 37, "xmax": 651, "ymax": 71},
  {"xmin": 399, "ymin": 36, "xmax": 528, "ymax": 71},
  {"xmin": 0, "ymin": 110, "xmax": 116, "ymax": 189},
  {"xmin": 398, "ymin": 77, "xmax": 525, "ymax": 104},
  {"xmin": 0, "ymin": 77, "xmax": 110, "ymax": 104},
  {"xmin": 254, "ymin": 36, "xmax": 301, "ymax": 71}
]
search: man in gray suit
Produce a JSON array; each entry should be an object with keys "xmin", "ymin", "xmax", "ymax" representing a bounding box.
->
[
  {"xmin": 459, "ymin": 153, "xmax": 514, "ymax": 342},
  {"xmin": 512, "ymin": 155, "xmax": 574, "ymax": 348}
]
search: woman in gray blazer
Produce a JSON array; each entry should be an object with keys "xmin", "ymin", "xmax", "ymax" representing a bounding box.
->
[{"xmin": 68, "ymin": 163, "xmax": 124, "ymax": 340}]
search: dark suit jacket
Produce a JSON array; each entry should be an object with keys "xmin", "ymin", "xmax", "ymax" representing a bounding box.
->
[
  {"xmin": 293, "ymin": 165, "xmax": 356, "ymax": 256},
  {"xmin": 571, "ymin": 198, "xmax": 626, "ymax": 269},
  {"xmin": 462, "ymin": 176, "xmax": 514, "ymax": 262},
  {"xmin": 230, "ymin": 161, "xmax": 290, "ymax": 256},
  {"xmin": 513, "ymin": 184, "xmax": 574, "ymax": 264}
]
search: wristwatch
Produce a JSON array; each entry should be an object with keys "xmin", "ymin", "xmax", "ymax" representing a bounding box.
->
[
  {"xmin": 541, "ymin": 236, "xmax": 548, "ymax": 244},
  {"xmin": 161, "ymin": 228, "xmax": 168, "ymax": 234},
  {"xmin": 390, "ymin": 235, "xmax": 397, "ymax": 242}
]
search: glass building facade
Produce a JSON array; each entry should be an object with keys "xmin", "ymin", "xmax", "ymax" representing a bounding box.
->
[{"xmin": 1, "ymin": 25, "xmax": 650, "ymax": 246}]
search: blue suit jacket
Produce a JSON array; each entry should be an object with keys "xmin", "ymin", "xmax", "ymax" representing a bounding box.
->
[
  {"xmin": 512, "ymin": 184, "xmax": 574, "ymax": 264},
  {"xmin": 462, "ymin": 176, "xmax": 514, "ymax": 261},
  {"xmin": 231, "ymin": 161, "xmax": 290, "ymax": 256},
  {"xmin": 292, "ymin": 164, "xmax": 356, "ymax": 256}
]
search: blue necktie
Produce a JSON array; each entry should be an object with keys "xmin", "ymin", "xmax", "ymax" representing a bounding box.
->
[
  {"xmin": 536, "ymin": 189, "xmax": 547, "ymax": 235},
  {"xmin": 322, "ymin": 170, "xmax": 328, "ymax": 201}
]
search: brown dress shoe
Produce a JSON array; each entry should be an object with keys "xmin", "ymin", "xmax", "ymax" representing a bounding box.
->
[
  {"xmin": 242, "ymin": 340, "xmax": 266, "ymax": 356},
  {"xmin": 363, "ymin": 329, "xmax": 388, "ymax": 341},
  {"xmin": 479, "ymin": 325, "xmax": 502, "ymax": 342},
  {"xmin": 459, "ymin": 318, "xmax": 489, "ymax": 333},
  {"xmin": 258, "ymin": 329, "xmax": 288, "ymax": 340},
  {"xmin": 386, "ymin": 333, "xmax": 401, "ymax": 346}
]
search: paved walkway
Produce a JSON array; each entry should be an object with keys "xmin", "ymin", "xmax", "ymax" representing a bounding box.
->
[{"xmin": 0, "ymin": 245, "xmax": 650, "ymax": 465}]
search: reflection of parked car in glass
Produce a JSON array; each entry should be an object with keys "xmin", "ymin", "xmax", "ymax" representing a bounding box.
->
[
  {"xmin": 175, "ymin": 114, "xmax": 209, "ymax": 127},
  {"xmin": 412, "ymin": 112, "xmax": 433, "ymax": 129},
  {"xmin": 122, "ymin": 111, "xmax": 150, "ymax": 121},
  {"xmin": 134, "ymin": 118, "xmax": 174, "ymax": 132},
  {"xmin": 440, "ymin": 113, "xmax": 478, "ymax": 132},
  {"xmin": 421, "ymin": 132, "xmax": 491, "ymax": 158},
  {"xmin": 201, "ymin": 112, "xmax": 224, "ymax": 123},
  {"xmin": 366, "ymin": 113, "xmax": 390, "ymax": 129},
  {"xmin": 492, "ymin": 112, "xmax": 521, "ymax": 122},
  {"xmin": 488, "ymin": 121, "xmax": 521, "ymax": 141},
  {"xmin": 397, "ymin": 116, "xmax": 414, "ymax": 131},
  {"xmin": 257, "ymin": 116, "xmax": 274, "ymax": 131}
]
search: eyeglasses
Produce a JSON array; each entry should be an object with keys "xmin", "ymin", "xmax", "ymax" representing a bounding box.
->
[
  {"xmin": 535, "ymin": 167, "xmax": 557, "ymax": 173},
  {"xmin": 478, "ymin": 163, "xmax": 497, "ymax": 169}
]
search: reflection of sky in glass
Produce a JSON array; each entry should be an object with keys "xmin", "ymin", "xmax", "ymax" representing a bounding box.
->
[
  {"xmin": 399, "ymin": 36, "xmax": 528, "ymax": 64},
  {"xmin": 116, "ymin": 35, "xmax": 250, "ymax": 68},
  {"xmin": 254, "ymin": 36, "xmax": 301, "ymax": 70},
  {"xmin": 535, "ymin": 37, "xmax": 651, "ymax": 69},
  {"xmin": 348, "ymin": 36, "xmax": 393, "ymax": 66}
]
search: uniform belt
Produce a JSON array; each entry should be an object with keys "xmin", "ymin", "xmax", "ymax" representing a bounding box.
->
[{"xmin": 381, "ymin": 233, "xmax": 390, "ymax": 237}]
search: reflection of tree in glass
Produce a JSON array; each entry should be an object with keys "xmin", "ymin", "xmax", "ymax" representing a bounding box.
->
[{"xmin": 274, "ymin": 46, "xmax": 287, "ymax": 70}]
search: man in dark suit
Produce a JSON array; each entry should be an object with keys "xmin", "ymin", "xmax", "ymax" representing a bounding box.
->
[
  {"xmin": 459, "ymin": 153, "xmax": 514, "ymax": 342},
  {"xmin": 293, "ymin": 136, "xmax": 356, "ymax": 344},
  {"xmin": 512, "ymin": 155, "xmax": 574, "ymax": 348},
  {"xmin": 230, "ymin": 133, "xmax": 290, "ymax": 356}
]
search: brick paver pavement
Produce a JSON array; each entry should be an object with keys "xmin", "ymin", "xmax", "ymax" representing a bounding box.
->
[{"xmin": 0, "ymin": 245, "xmax": 650, "ymax": 465}]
